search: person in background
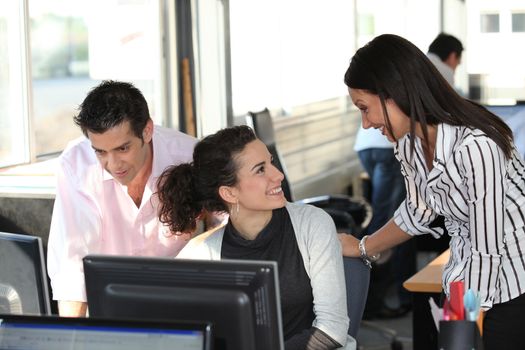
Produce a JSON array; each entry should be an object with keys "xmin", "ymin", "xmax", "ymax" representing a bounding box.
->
[
  {"xmin": 157, "ymin": 126, "xmax": 354, "ymax": 350},
  {"xmin": 427, "ymin": 33, "xmax": 464, "ymax": 88},
  {"xmin": 47, "ymin": 80, "xmax": 197, "ymax": 317},
  {"xmin": 353, "ymin": 126, "xmax": 414, "ymax": 319},
  {"xmin": 502, "ymin": 106, "xmax": 525, "ymax": 161},
  {"xmin": 340, "ymin": 34, "xmax": 525, "ymax": 350}
]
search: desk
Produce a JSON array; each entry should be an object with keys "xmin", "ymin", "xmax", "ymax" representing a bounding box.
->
[
  {"xmin": 404, "ymin": 250, "xmax": 449, "ymax": 350},
  {"xmin": 404, "ymin": 250, "xmax": 449, "ymax": 293}
]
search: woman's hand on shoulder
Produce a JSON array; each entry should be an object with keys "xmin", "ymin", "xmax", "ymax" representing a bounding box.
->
[{"xmin": 337, "ymin": 233, "xmax": 360, "ymax": 257}]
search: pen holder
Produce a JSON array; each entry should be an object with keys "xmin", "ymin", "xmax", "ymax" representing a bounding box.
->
[{"xmin": 438, "ymin": 320, "xmax": 483, "ymax": 350}]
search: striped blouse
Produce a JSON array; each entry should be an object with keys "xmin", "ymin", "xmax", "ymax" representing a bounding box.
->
[{"xmin": 393, "ymin": 123, "xmax": 525, "ymax": 310}]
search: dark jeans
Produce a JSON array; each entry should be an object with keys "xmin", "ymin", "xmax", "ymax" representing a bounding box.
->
[
  {"xmin": 483, "ymin": 292, "xmax": 525, "ymax": 350},
  {"xmin": 358, "ymin": 148, "xmax": 415, "ymax": 311},
  {"xmin": 358, "ymin": 148, "xmax": 405, "ymax": 234}
]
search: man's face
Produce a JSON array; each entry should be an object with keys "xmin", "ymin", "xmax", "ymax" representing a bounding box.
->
[{"xmin": 88, "ymin": 120, "xmax": 153, "ymax": 186}]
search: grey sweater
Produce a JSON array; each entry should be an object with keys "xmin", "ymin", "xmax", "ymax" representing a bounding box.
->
[{"xmin": 177, "ymin": 202, "xmax": 356, "ymax": 349}]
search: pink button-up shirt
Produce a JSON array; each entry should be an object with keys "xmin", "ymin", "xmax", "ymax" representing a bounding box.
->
[{"xmin": 47, "ymin": 126, "xmax": 197, "ymax": 302}]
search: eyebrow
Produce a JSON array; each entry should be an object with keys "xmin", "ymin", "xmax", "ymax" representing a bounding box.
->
[{"xmin": 91, "ymin": 141, "xmax": 131, "ymax": 153}]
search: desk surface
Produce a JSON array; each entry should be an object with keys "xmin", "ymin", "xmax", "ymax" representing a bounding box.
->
[{"xmin": 403, "ymin": 249, "xmax": 450, "ymax": 293}]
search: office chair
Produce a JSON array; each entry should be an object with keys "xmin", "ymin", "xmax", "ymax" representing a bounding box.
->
[{"xmin": 246, "ymin": 108, "xmax": 372, "ymax": 337}]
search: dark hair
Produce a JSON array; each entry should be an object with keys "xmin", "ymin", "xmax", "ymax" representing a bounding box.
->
[
  {"xmin": 428, "ymin": 33, "xmax": 464, "ymax": 61},
  {"xmin": 344, "ymin": 34, "xmax": 513, "ymax": 158},
  {"xmin": 74, "ymin": 80, "xmax": 150, "ymax": 139},
  {"xmin": 157, "ymin": 125, "xmax": 257, "ymax": 233}
]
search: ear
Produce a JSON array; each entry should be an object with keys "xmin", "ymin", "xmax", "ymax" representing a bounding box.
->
[
  {"xmin": 218, "ymin": 185, "xmax": 238, "ymax": 205},
  {"xmin": 444, "ymin": 52, "xmax": 459, "ymax": 70},
  {"xmin": 142, "ymin": 119, "xmax": 154, "ymax": 143}
]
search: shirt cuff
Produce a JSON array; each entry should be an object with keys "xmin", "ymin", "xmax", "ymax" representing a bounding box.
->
[{"xmin": 50, "ymin": 273, "xmax": 87, "ymax": 302}]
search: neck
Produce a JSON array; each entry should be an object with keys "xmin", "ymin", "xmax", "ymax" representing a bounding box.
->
[
  {"xmin": 229, "ymin": 209, "xmax": 273, "ymax": 240},
  {"xmin": 416, "ymin": 124, "xmax": 437, "ymax": 169},
  {"xmin": 415, "ymin": 124, "xmax": 437, "ymax": 147},
  {"xmin": 127, "ymin": 142, "xmax": 153, "ymax": 207}
]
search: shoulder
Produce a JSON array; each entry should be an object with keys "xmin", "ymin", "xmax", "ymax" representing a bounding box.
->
[
  {"xmin": 454, "ymin": 125, "xmax": 501, "ymax": 154},
  {"xmin": 57, "ymin": 136, "xmax": 101, "ymax": 184},
  {"xmin": 177, "ymin": 224, "xmax": 225, "ymax": 259},
  {"xmin": 285, "ymin": 202, "xmax": 335, "ymax": 234},
  {"xmin": 59, "ymin": 136, "xmax": 96, "ymax": 166},
  {"xmin": 286, "ymin": 201, "xmax": 330, "ymax": 219},
  {"xmin": 154, "ymin": 125, "xmax": 197, "ymax": 149},
  {"xmin": 152, "ymin": 126, "xmax": 197, "ymax": 166},
  {"xmin": 445, "ymin": 125, "xmax": 506, "ymax": 173}
]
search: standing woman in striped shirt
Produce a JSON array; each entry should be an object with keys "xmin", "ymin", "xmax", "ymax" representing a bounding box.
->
[{"xmin": 339, "ymin": 34, "xmax": 525, "ymax": 350}]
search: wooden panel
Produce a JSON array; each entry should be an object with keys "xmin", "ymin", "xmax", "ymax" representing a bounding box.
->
[{"xmin": 272, "ymin": 97, "xmax": 361, "ymax": 188}]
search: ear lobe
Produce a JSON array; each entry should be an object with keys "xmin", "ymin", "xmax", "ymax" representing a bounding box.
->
[{"xmin": 218, "ymin": 186, "xmax": 237, "ymax": 205}]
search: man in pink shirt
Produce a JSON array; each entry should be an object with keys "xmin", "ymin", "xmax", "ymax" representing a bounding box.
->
[{"xmin": 47, "ymin": 81, "xmax": 197, "ymax": 317}]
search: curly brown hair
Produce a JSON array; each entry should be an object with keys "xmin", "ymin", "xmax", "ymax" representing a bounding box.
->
[{"xmin": 156, "ymin": 125, "xmax": 256, "ymax": 233}]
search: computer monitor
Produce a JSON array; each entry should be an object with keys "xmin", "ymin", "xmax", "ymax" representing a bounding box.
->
[
  {"xmin": 0, "ymin": 232, "xmax": 51, "ymax": 315},
  {"xmin": 0, "ymin": 313, "xmax": 213, "ymax": 350},
  {"xmin": 84, "ymin": 255, "xmax": 284, "ymax": 350}
]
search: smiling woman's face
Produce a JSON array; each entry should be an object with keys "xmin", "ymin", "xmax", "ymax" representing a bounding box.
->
[{"xmin": 349, "ymin": 88, "xmax": 410, "ymax": 142}]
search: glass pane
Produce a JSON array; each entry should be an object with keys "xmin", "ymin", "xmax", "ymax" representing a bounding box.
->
[
  {"xmin": 0, "ymin": 1, "xmax": 30, "ymax": 167},
  {"xmin": 358, "ymin": 14, "xmax": 375, "ymax": 36},
  {"xmin": 480, "ymin": 13, "xmax": 499, "ymax": 33},
  {"xmin": 29, "ymin": 0, "xmax": 164, "ymax": 158},
  {"xmin": 512, "ymin": 13, "xmax": 525, "ymax": 32}
]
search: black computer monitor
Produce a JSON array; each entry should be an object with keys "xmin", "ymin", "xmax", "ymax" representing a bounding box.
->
[
  {"xmin": 0, "ymin": 313, "xmax": 213, "ymax": 350},
  {"xmin": 0, "ymin": 232, "xmax": 51, "ymax": 315},
  {"xmin": 83, "ymin": 255, "xmax": 284, "ymax": 350}
]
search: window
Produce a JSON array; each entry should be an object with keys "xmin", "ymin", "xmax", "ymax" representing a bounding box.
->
[
  {"xmin": 0, "ymin": 1, "xmax": 30, "ymax": 168},
  {"xmin": 1, "ymin": 0, "xmax": 168, "ymax": 167},
  {"xmin": 512, "ymin": 12, "xmax": 525, "ymax": 32},
  {"xmin": 480, "ymin": 13, "xmax": 499, "ymax": 33},
  {"xmin": 29, "ymin": 0, "xmax": 165, "ymax": 159},
  {"xmin": 358, "ymin": 14, "xmax": 375, "ymax": 36}
]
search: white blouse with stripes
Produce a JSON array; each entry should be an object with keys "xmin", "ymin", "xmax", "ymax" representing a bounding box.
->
[{"xmin": 393, "ymin": 123, "xmax": 525, "ymax": 310}]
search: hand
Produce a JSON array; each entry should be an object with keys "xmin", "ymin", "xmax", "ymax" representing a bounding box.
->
[
  {"xmin": 337, "ymin": 233, "xmax": 360, "ymax": 257},
  {"xmin": 58, "ymin": 301, "xmax": 88, "ymax": 317}
]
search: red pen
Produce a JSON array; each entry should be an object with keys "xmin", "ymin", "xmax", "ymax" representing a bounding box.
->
[{"xmin": 449, "ymin": 281, "xmax": 465, "ymax": 320}]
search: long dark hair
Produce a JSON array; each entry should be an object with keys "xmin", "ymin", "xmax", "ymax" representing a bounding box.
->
[
  {"xmin": 157, "ymin": 125, "xmax": 257, "ymax": 233},
  {"xmin": 344, "ymin": 34, "xmax": 513, "ymax": 158}
]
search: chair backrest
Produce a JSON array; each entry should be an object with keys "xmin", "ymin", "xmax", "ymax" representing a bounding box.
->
[
  {"xmin": 247, "ymin": 109, "xmax": 293, "ymax": 202},
  {"xmin": 343, "ymin": 256, "xmax": 370, "ymax": 338}
]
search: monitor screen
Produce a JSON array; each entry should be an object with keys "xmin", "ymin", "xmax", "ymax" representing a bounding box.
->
[
  {"xmin": 0, "ymin": 232, "xmax": 51, "ymax": 315},
  {"xmin": 84, "ymin": 255, "xmax": 284, "ymax": 350},
  {"xmin": 0, "ymin": 313, "xmax": 212, "ymax": 350}
]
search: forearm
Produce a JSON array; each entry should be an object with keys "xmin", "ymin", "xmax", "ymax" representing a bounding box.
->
[
  {"xmin": 339, "ymin": 218, "xmax": 412, "ymax": 257},
  {"xmin": 364, "ymin": 218, "xmax": 412, "ymax": 256},
  {"xmin": 58, "ymin": 301, "xmax": 88, "ymax": 317}
]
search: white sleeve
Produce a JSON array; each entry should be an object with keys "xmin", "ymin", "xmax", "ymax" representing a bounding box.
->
[
  {"xmin": 176, "ymin": 226, "xmax": 225, "ymax": 260},
  {"xmin": 294, "ymin": 205, "xmax": 350, "ymax": 346},
  {"xmin": 47, "ymin": 158, "xmax": 101, "ymax": 302}
]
